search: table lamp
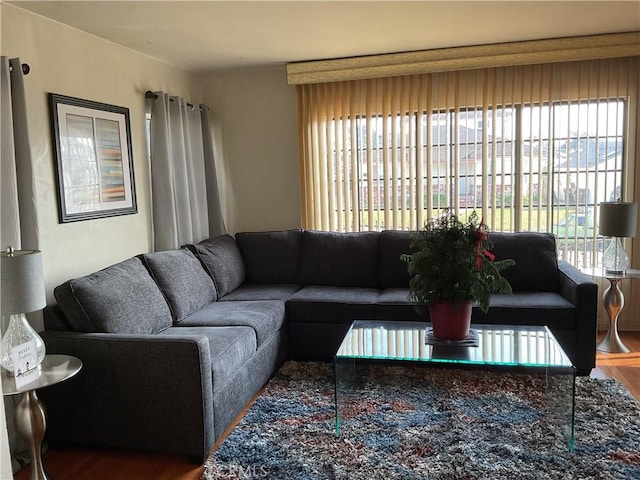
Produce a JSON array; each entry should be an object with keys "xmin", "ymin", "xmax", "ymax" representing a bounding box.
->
[
  {"xmin": 599, "ymin": 201, "xmax": 638, "ymax": 274},
  {"xmin": 0, "ymin": 246, "xmax": 47, "ymax": 375}
]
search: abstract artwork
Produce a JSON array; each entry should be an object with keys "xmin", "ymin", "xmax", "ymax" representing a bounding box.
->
[{"xmin": 49, "ymin": 93, "xmax": 137, "ymax": 222}]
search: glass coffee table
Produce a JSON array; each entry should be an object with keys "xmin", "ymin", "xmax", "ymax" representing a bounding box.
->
[{"xmin": 334, "ymin": 320, "xmax": 576, "ymax": 451}]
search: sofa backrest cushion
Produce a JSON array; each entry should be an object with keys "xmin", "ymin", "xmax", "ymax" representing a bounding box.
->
[
  {"xmin": 236, "ymin": 229, "xmax": 302, "ymax": 284},
  {"xmin": 298, "ymin": 230, "xmax": 380, "ymax": 288},
  {"xmin": 140, "ymin": 249, "xmax": 216, "ymax": 321},
  {"xmin": 489, "ymin": 232, "xmax": 560, "ymax": 292},
  {"xmin": 190, "ymin": 235, "xmax": 246, "ymax": 298},
  {"xmin": 378, "ymin": 230, "xmax": 412, "ymax": 288},
  {"xmin": 53, "ymin": 257, "xmax": 172, "ymax": 334},
  {"xmin": 43, "ymin": 305, "xmax": 73, "ymax": 332}
]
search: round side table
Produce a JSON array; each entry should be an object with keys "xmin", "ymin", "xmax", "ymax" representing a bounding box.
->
[
  {"xmin": 2, "ymin": 354, "xmax": 82, "ymax": 480},
  {"xmin": 582, "ymin": 267, "xmax": 640, "ymax": 353}
]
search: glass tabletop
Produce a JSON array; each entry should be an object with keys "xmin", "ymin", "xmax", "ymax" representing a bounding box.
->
[{"xmin": 336, "ymin": 320, "xmax": 574, "ymax": 369}]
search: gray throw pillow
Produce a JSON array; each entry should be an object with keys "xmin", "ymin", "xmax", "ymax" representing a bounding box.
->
[
  {"xmin": 378, "ymin": 230, "xmax": 413, "ymax": 288},
  {"xmin": 236, "ymin": 229, "xmax": 302, "ymax": 284},
  {"xmin": 489, "ymin": 232, "xmax": 560, "ymax": 292},
  {"xmin": 298, "ymin": 230, "xmax": 380, "ymax": 287},
  {"xmin": 54, "ymin": 257, "xmax": 172, "ymax": 334},
  {"xmin": 141, "ymin": 249, "xmax": 217, "ymax": 322},
  {"xmin": 191, "ymin": 235, "xmax": 246, "ymax": 298}
]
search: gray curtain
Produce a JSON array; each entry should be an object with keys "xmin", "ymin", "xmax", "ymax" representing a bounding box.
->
[
  {"xmin": 1, "ymin": 56, "xmax": 39, "ymax": 474},
  {"xmin": 201, "ymin": 106, "xmax": 226, "ymax": 238},
  {"xmin": 148, "ymin": 92, "xmax": 225, "ymax": 251}
]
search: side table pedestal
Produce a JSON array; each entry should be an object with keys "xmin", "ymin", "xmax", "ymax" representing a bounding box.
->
[
  {"xmin": 582, "ymin": 267, "xmax": 639, "ymax": 355},
  {"xmin": 598, "ymin": 277, "xmax": 630, "ymax": 353},
  {"xmin": 2, "ymin": 354, "xmax": 82, "ymax": 480},
  {"xmin": 15, "ymin": 390, "xmax": 48, "ymax": 480}
]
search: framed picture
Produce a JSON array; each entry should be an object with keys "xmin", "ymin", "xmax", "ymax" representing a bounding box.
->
[{"xmin": 49, "ymin": 93, "xmax": 137, "ymax": 223}]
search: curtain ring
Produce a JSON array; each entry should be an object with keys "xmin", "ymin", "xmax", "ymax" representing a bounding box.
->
[{"xmin": 9, "ymin": 63, "xmax": 30, "ymax": 75}]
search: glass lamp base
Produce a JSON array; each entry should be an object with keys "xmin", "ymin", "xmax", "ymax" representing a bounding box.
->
[
  {"xmin": 0, "ymin": 313, "xmax": 46, "ymax": 375},
  {"xmin": 602, "ymin": 237, "xmax": 629, "ymax": 274}
]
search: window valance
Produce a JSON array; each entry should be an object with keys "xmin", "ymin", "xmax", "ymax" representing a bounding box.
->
[{"xmin": 287, "ymin": 32, "xmax": 640, "ymax": 85}]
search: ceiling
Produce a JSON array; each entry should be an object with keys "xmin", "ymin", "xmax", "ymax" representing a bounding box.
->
[{"xmin": 7, "ymin": 1, "xmax": 640, "ymax": 73}]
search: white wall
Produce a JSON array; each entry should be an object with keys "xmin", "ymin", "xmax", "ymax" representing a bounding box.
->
[
  {"xmin": 199, "ymin": 67, "xmax": 300, "ymax": 235},
  {"xmin": 1, "ymin": 4, "xmax": 200, "ymax": 305}
]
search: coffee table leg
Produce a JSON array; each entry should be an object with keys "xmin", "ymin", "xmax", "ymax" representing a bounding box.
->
[
  {"xmin": 545, "ymin": 367, "xmax": 576, "ymax": 452},
  {"xmin": 15, "ymin": 390, "xmax": 49, "ymax": 480},
  {"xmin": 334, "ymin": 357, "xmax": 356, "ymax": 436}
]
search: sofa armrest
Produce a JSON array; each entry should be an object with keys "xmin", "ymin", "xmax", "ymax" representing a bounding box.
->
[
  {"xmin": 557, "ymin": 260, "xmax": 598, "ymax": 374},
  {"xmin": 39, "ymin": 330, "xmax": 214, "ymax": 462}
]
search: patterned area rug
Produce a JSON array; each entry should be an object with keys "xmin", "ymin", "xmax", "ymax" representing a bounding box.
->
[{"xmin": 203, "ymin": 361, "xmax": 640, "ymax": 479}]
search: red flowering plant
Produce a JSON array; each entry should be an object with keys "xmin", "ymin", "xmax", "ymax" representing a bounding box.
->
[{"xmin": 401, "ymin": 211, "xmax": 515, "ymax": 314}]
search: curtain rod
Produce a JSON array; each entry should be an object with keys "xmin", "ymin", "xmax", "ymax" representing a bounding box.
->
[
  {"xmin": 9, "ymin": 63, "xmax": 30, "ymax": 75},
  {"xmin": 145, "ymin": 90, "xmax": 206, "ymax": 111}
]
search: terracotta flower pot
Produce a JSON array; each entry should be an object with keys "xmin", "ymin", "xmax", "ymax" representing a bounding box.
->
[{"xmin": 429, "ymin": 300, "xmax": 472, "ymax": 341}]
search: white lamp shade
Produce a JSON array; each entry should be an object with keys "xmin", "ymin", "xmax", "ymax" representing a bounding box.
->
[
  {"xmin": 598, "ymin": 202, "xmax": 638, "ymax": 238},
  {"xmin": 1, "ymin": 249, "xmax": 46, "ymax": 315}
]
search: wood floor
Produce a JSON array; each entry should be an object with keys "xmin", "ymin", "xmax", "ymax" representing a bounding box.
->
[
  {"xmin": 13, "ymin": 331, "xmax": 640, "ymax": 480},
  {"xmin": 590, "ymin": 331, "xmax": 640, "ymax": 400}
]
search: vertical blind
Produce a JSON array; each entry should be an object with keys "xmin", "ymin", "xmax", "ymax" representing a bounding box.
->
[
  {"xmin": 340, "ymin": 326, "xmax": 566, "ymax": 365},
  {"xmin": 297, "ymin": 57, "xmax": 639, "ymax": 248}
]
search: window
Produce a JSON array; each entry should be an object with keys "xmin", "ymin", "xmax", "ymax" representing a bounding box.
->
[{"xmin": 297, "ymin": 58, "xmax": 638, "ymax": 269}]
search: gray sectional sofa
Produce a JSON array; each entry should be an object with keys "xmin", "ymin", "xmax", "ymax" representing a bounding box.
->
[{"xmin": 40, "ymin": 228, "xmax": 597, "ymax": 462}]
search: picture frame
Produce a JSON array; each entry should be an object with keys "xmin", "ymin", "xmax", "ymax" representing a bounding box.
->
[{"xmin": 49, "ymin": 93, "xmax": 137, "ymax": 223}]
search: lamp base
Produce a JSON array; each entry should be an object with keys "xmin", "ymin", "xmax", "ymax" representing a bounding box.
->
[
  {"xmin": 602, "ymin": 237, "xmax": 629, "ymax": 274},
  {"xmin": 0, "ymin": 313, "xmax": 46, "ymax": 374}
]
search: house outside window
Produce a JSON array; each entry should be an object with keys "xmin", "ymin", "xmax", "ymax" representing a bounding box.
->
[{"xmin": 340, "ymin": 100, "xmax": 624, "ymax": 269}]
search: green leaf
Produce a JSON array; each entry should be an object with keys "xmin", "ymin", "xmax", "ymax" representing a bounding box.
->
[{"xmin": 402, "ymin": 211, "xmax": 515, "ymax": 314}]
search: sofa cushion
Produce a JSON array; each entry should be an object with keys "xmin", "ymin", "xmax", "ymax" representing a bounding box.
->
[
  {"xmin": 236, "ymin": 230, "xmax": 302, "ymax": 284},
  {"xmin": 158, "ymin": 326, "xmax": 256, "ymax": 392},
  {"xmin": 376, "ymin": 288, "xmax": 412, "ymax": 305},
  {"xmin": 190, "ymin": 235, "xmax": 246, "ymax": 298},
  {"xmin": 489, "ymin": 232, "xmax": 560, "ymax": 293},
  {"xmin": 378, "ymin": 230, "xmax": 413, "ymax": 288},
  {"xmin": 54, "ymin": 257, "xmax": 172, "ymax": 334},
  {"xmin": 298, "ymin": 230, "xmax": 380, "ymax": 288},
  {"xmin": 177, "ymin": 300, "xmax": 285, "ymax": 347},
  {"xmin": 287, "ymin": 286, "xmax": 379, "ymax": 324},
  {"xmin": 374, "ymin": 288, "xmax": 420, "ymax": 321},
  {"xmin": 141, "ymin": 249, "xmax": 216, "ymax": 322},
  {"xmin": 472, "ymin": 292, "xmax": 576, "ymax": 330},
  {"xmin": 220, "ymin": 284, "xmax": 301, "ymax": 302}
]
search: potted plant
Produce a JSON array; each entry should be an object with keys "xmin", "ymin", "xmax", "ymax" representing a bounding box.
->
[{"xmin": 401, "ymin": 211, "xmax": 515, "ymax": 340}]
